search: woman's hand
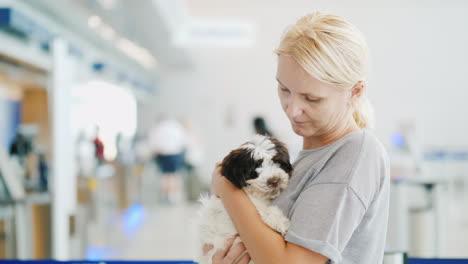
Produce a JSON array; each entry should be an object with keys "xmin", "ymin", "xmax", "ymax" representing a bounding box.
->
[
  {"xmin": 204, "ymin": 236, "xmax": 251, "ymax": 264},
  {"xmin": 211, "ymin": 162, "xmax": 238, "ymax": 199}
]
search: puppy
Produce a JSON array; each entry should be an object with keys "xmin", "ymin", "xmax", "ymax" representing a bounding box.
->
[{"xmin": 196, "ymin": 135, "xmax": 293, "ymax": 264}]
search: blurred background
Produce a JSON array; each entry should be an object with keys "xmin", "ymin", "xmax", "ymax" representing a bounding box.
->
[{"xmin": 0, "ymin": 0, "xmax": 467, "ymax": 262}]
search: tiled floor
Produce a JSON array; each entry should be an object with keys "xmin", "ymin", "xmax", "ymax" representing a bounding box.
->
[
  {"xmin": 83, "ymin": 164, "xmax": 203, "ymax": 261},
  {"xmin": 117, "ymin": 203, "xmax": 200, "ymax": 260}
]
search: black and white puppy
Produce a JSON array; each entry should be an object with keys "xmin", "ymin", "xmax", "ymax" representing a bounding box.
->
[{"xmin": 196, "ymin": 135, "xmax": 293, "ymax": 264}]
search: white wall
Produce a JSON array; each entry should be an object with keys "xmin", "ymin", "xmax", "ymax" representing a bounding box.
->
[{"xmin": 149, "ymin": 7, "xmax": 468, "ymax": 178}]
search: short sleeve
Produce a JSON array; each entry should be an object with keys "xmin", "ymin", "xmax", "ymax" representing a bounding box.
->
[{"xmin": 285, "ymin": 183, "xmax": 366, "ymax": 263}]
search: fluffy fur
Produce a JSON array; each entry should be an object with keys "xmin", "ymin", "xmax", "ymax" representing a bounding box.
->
[{"xmin": 196, "ymin": 135, "xmax": 293, "ymax": 264}]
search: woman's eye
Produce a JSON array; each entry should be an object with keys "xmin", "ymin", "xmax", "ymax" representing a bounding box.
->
[
  {"xmin": 306, "ymin": 97, "xmax": 320, "ymax": 103},
  {"xmin": 280, "ymin": 87, "xmax": 290, "ymax": 93}
]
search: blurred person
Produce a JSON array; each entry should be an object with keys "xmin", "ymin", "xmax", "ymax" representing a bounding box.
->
[
  {"xmin": 180, "ymin": 117, "xmax": 207, "ymax": 201},
  {"xmin": 38, "ymin": 151, "xmax": 49, "ymax": 191},
  {"xmin": 92, "ymin": 126, "xmax": 115, "ymax": 179},
  {"xmin": 134, "ymin": 134, "xmax": 152, "ymax": 164},
  {"xmin": 9, "ymin": 131, "xmax": 32, "ymax": 165},
  {"xmin": 253, "ymin": 116, "xmax": 274, "ymax": 136},
  {"xmin": 115, "ymin": 133, "xmax": 135, "ymax": 166},
  {"xmin": 132, "ymin": 134, "xmax": 152, "ymax": 204},
  {"xmin": 115, "ymin": 133, "xmax": 123, "ymax": 161},
  {"xmin": 93, "ymin": 126, "xmax": 105, "ymax": 165},
  {"xmin": 76, "ymin": 131, "xmax": 96, "ymax": 177},
  {"xmin": 205, "ymin": 12, "xmax": 389, "ymax": 264},
  {"xmin": 149, "ymin": 115, "xmax": 188, "ymax": 204},
  {"xmin": 180, "ymin": 118, "xmax": 205, "ymax": 173},
  {"xmin": 10, "ymin": 126, "xmax": 42, "ymax": 186}
]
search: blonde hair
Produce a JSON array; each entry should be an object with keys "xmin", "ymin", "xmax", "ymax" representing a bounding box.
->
[{"xmin": 275, "ymin": 12, "xmax": 374, "ymax": 129}]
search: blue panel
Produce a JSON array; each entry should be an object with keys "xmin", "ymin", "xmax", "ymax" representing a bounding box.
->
[
  {"xmin": 0, "ymin": 98, "xmax": 21, "ymax": 150},
  {"xmin": 68, "ymin": 44, "xmax": 84, "ymax": 59},
  {"xmin": 0, "ymin": 8, "xmax": 53, "ymax": 46},
  {"xmin": 7, "ymin": 100, "xmax": 21, "ymax": 148},
  {"xmin": 0, "ymin": 8, "xmax": 11, "ymax": 25},
  {"xmin": 92, "ymin": 62, "xmax": 106, "ymax": 72},
  {"xmin": 408, "ymin": 259, "xmax": 468, "ymax": 264},
  {"xmin": 423, "ymin": 151, "xmax": 446, "ymax": 161},
  {"xmin": 9, "ymin": 8, "xmax": 33, "ymax": 35},
  {"xmin": 29, "ymin": 19, "xmax": 51, "ymax": 42}
]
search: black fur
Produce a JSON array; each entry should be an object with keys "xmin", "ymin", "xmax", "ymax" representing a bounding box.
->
[
  {"xmin": 220, "ymin": 148, "xmax": 263, "ymax": 189},
  {"xmin": 269, "ymin": 137, "xmax": 293, "ymax": 177}
]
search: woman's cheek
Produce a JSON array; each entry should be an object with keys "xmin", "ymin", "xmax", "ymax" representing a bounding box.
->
[{"xmin": 279, "ymin": 98, "xmax": 288, "ymax": 113}]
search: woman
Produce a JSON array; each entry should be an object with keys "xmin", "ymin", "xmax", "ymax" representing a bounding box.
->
[{"xmin": 205, "ymin": 12, "xmax": 390, "ymax": 264}]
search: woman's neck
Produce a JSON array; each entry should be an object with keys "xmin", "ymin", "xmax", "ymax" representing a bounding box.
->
[{"xmin": 303, "ymin": 119, "xmax": 360, "ymax": 150}]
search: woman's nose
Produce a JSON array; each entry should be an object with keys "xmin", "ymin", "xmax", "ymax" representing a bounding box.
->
[{"xmin": 285, "ymin": 98, "xmax": 303, "ymax": 118}]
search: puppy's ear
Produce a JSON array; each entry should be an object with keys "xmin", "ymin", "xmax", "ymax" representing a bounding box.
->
[
  {"xmin": 220, "ymin": 148, "xmax": 263, "ymax": 189},
  {"xmin": 270, "ymin": 137, "xmax": 293, "ymax": 177}
]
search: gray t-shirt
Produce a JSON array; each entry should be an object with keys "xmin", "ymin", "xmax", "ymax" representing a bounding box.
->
[{"xmin": 272, "ymin": 130, "xmax": 390, "ymax": 264}]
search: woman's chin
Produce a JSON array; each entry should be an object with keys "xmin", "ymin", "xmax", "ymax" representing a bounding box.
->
[{"xmin": 292, "ymin": 124, "xmax": 317, "ymax": 137}]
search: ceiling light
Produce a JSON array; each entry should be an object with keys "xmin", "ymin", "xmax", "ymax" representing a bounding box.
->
[
  {"xmin": 116, "ymin": 38, "xmax": 157, "ymax": 70},
  {"xmin": 173, "ymin": 19, "xmax": 256, "ymax": 47},
  {"xmin": 98, "ymin": 0, "xmax": 116, "ymax": 10},
  {"xmin": 88, "ymin": 15, "xmax": 101, "ymax": 29},
  {"xmin": 100, "ymin": 24, "xmax": 116, "ymax": 40}
]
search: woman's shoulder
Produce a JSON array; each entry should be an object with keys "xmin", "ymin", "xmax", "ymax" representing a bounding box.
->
[
  {"xmin": 289, "ymin": 130, "xmax": 390, "ymax": 209},
  {"xmin": 361, "ymin": 130, "xmax": 389, "ymax": 157},
  {"xmin": 333, "ymin": 130, "xmax": 388, "ymax": 162},
  {"xmin": 306, "ymin": 130, "xmax": 389, "ymax": 186},
  {"xmin": 332, "ymin": 130, "xmax": 390, "ymax": 207}
]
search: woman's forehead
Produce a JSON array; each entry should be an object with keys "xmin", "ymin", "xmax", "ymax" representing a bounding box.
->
[{"xmin": 276, "ymin": 55, "xmax": 343, "ymax": 97}]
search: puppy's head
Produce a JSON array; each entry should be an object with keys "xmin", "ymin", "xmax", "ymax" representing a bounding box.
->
[{"xmin": 220, "ymin": 135, "xmax": 293, "ymax": 200}]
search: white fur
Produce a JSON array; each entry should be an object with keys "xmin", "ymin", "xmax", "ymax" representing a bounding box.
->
[
  {"xmin": 196, "ymin": 193, "xmax": 290, "ymax": 264},
  {"xmin": 241, "ymin": 134, "xmax": 277, "ymax": 161},
  {"xmin": 196, "ymin": 136, "xmax": 291, "ymax": 264}
]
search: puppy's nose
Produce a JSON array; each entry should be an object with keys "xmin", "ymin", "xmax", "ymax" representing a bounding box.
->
[{"xmin": 267, "ymin": 177, "xmax": 280, "ymax": 188}]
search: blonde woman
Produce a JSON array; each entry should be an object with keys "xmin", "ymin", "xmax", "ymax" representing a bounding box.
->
[{"xmin": 206, "ymin": 12, "xmax": 390, "ymax": 264}]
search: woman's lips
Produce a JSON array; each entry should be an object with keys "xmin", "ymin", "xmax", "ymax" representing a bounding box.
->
[{"xmin": 293, "ymin": 121, "xmax": 308, "ymax": 125}]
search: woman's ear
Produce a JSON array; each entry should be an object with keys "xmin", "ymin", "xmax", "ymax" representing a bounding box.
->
[{"xmin": 350, "ymin": 80, "xmax": 366, "ymax": 104}]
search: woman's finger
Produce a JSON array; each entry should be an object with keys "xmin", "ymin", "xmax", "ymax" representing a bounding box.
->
[
  {"xmin": 212, "ymin": 236, "xmax": 237, "ymax": 263},
  {"xmin": 224, "ymin": 241, "xmax": 247, "ymax": 264},
  {"xmin": 235, "ymin": 251, "xmax": 251, "ymax": 264},
  {"xmin": 203, "ymin": 244, "xmax": 214, "ymax": 256}
]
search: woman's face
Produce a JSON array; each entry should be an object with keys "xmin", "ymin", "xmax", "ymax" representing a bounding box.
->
[{"xmin": 276, "ymin": 55, "xmax": 353, "ymax": 138}]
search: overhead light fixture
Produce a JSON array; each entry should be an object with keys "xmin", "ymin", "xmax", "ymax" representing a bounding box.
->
[
  {"xmin": 116, "ymin": 38, "xmax": 157, "ymax": 70},
  {"xmin": 100, "ymin": 24, "xmax": 116, "ymax": 40},
  {"xmin": 88, "ymin": 15, "xmax": 101, "ymax": 29},
  {"xmin": 173, "ymin": 18, "xmax": 256, "ymax": 48},
  {"xmin": 98, "ymin": 0, "xmax": 116, "ymax": 10},
  {"xmin": 87, "ymin": 14, "xmax": 156, "ymax": 70}
]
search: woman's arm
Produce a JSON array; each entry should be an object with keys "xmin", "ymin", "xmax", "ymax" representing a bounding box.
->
[
  {"xmin": 221, "ymin": 188, "xmax": 329, "ymax": 264},
  {"xmin": 211, "ymin": 166, "xmax": 329, "ymax": 264}
]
